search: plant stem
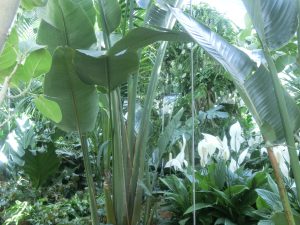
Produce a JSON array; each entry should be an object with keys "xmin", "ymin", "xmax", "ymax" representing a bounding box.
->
[
  {"xmin": 266, "ymin": 144, "xmax": 295, "ymax": 225},
  {"xmin": 262, "ymin": 47, "xmax": 300, "ymax": 203},
  {"xmin": 80, "ymin": 134, "xmax": 100, "ymax": 225},
  {"xmin": 296, "ymin": 0, "xmax": 300, "ymax": 64}
]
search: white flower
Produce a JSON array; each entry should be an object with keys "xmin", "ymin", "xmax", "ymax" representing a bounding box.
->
[
  {"xmin": 198, "ymin": 140, "xmax": 209, "ymax": 167},
  {"xmin": 229, "ymin": 121, "xmax": 244, "ymax": 152},
  {"xmin": 6, "ymin": 131, "xmax": 19, "ymax": 153},
  {"xmin": 0, "ymin": 152, "xmax": 8, "ymax": 164},
  {"xmin": 221, "ymin": 135, "xmax": 230, "ymax": 161},
  {"xmin": 165, "ymin": 135, "xmax": 188, "ymax": 171},
  {"xmin": 273, "ymin": 146, "xmax": 290, "ymax": 178},
  {"xmin": 238, "ymin": 148, "xmax": 249, "ymax": 165},
  {"xmin": 16, "ymin": 114, "xmax": 33, "ymax": 132},
  {"xmin": 260, "ymin": 147, "xmax": 267, "ymax": 155},
  {"xmin": 229, "ymin": 159, "xmax": 238, "ymax": 172},
  {"xmin": 198, "ymin": 133, "xmax": 223, "ymax": 167}
]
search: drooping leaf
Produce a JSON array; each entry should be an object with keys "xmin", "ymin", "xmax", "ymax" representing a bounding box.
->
[
  {"xmin": 145, "ymin": 3, "xmax": 170, "ymax": 28},
  {"xmin": 74, "ymin": 50, "xmax": 139, "ymax": 90},
  {"xmin": 0, "ymin": 0, "xmax": 20, "ymax": 53},
  {"xmin": 97, "ymin": 0, "xmax": 121, "ymax": 34},
  {"xmin": 23, "ymin": 145, "xmax": 60, "ymax": 188},
  {"xmin": 109, "ymin": 27, "xmax": 192, "ymax": 55},
  {"xmin": 170, "ymin": 7, "xmax": 300, "ymax": 143},
  {"xmin": 34, "ymin": 95, "xmax": 62, "ymax": 123},
  {"xmin": 12, "ymin": 48, "xmax": 52, "ymax": 85},
  {"xmin": 256, "ymin": 189, "xmax": 283, "ymax": 211},
  {"xmin": 37, "ymin": 0, "xmax": 96, "ymax": 53},
  {"xmin": 184, "ymin": 203, "xmax": 213, "ymax": 214},
  {"xmin": 241, "ymin": 0, "xmax": 298, "ymax": 50},
  {"xmin": 21, "ymin": 0, "xmax": 46, "ymax": 10},
  {"xmin": 44, "ymin": 47, "xmax": 99, "ymax": 132},
  {"xmin": 169, "ymin": 7, "xmax": 255, "ymax": 84}
]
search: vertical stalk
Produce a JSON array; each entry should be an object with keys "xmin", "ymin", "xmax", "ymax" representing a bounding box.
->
[
  {"xmin": 266, "ymin": 144, "xmax": 295, "ymax": 225},
  {"xmin": 262, "ymin": 47, "xmax": 300, "ymax": 203},
  {"xmin": 80, "ymin": 134, "xmax": 100, "ymax": 225},
  {"xmin": 297, "ymin": 0, "xmax": 300, "ymax": 64},
  {"xmin": 127, "ymin": 0, "xmax": 138, "ymax": 156}
]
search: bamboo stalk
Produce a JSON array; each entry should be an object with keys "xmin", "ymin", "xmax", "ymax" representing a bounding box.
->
[
  {"xmin": 262, "ymin": 47, "xmax": 300, "ymax": 203},
  {"xmin": 266, "ymin": 144, "xmax": 295, "ymax": 225}
]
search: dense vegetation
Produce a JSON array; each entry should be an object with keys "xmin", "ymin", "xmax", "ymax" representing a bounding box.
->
[{"xmin": 1, "ymin": 0, "xmax": 300, "ymax": 225}]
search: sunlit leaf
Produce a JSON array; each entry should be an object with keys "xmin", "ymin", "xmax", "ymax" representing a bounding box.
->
[
  {"xmin": 34, "ymin": 95, "xmax": 62, "ymax": 123},
  {"xmin": 13, "ymin": 48, "xmax": 52, "ymax": 85},
  {"xmin": 109, "ymin": 27, "xmax": 192, "ymax": 55},
  {"xmin": 242, "ymin": 0, "xmax": 298, "ymax": 50}
]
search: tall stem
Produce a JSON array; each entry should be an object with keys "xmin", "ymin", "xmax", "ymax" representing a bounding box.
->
[
  {"xmin": 297, "ymin": 0, "xmax": 300, "ymax": 64},
  {"xmin": 266, "ymin": 144, "xmax": 295, "ymax": 225},
  {"xmin": 80, "ymin": 134, "xmax": 100, "ymax": 225},
  {"xmin": 262, "ymin": 46, "xmax": 300, "ymax": 203}
]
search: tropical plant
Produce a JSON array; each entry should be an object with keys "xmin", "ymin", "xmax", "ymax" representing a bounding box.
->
[
  {"xmin": 160, "ymin": 0, "xmax": 300, "ymax": 224},
  {"xmin": 160, "ymin": 162, "xmax": 269, "ymax": 225}
]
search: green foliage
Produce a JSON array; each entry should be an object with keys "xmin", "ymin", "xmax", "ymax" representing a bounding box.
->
[
  {"xmin": 37, "ymin": 0, "xmax": 96, "ymax": 53},
  {"xmin": 13, "ymin": 47, "xmax": 52, "ymax": 86},
  {"xmin": 170, "ymin": 6, "xmax": 300, "ymax": 144},
  {"xmin": 242, "ymin": 0, "xmax": 298, "ymax": 51},
  {"xmin": 74, "ymin": 50, "xmax": 139, "ymax": 90},
  {"xmin": 97, "ymin": 0, "xmax": 121, "ymax": 34},
  {"xmin": 21, "ymin": 0, "xmax": 47, "ymax": 10},
  {"xmin": 34, "ymin": 95, "xmax": 62, "ymax": 123},
  {"xmin": 0, "ymin": 29, "xmax": 18, "ymax": 80},
  {"xmin": 23, "ymin": 144, "xmax": 60, "ymax": 188},
  {"xmin": 44, "ymin": 47, "xmax": 99, "ymax": 132},
  {"xmin": 160, "ymin": 163, "xmax": 269, "ymax": 225}
]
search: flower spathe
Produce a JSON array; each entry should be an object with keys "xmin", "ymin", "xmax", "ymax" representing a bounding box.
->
[
  {"xmin": 229, "ymin": 121, "xmax": 244, "ymax": 152},
  {"xmin": 165, "ymin": 135, "xmax": 188, "ymax": 171},
  {"xmin": 198, "ymin": 133, "xmax": 223, "ymax": 167}
]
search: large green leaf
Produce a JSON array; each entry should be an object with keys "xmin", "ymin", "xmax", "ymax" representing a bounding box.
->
[
  {"xmin": 34, "ymin": 95, "xmax": 62, "ymax": 123},
  {"xmin": 0, "ymin": 29, "xmax": 18, "ymax": 83},
  {"xmin": 23, "ymin": 144, "xmax": 60, "ymax": 188},
  {"xmin": 109, "ymin": 27, "xmax": 192, "ymax": 55},
  {"xmin": 256, "ymin": 189, "xmax": 283, "ymax": 211},
  {"xmin": 74, "ymin": 50, "xmax": 139, "ymax": 90},
  {"xmin": 12, "ymin": 48, "xmax": 52, "ymax": 85},
  {"xmin": 44, "ymin": 47, "xmax": 99, "ymax": 132},
  {"xmin": 37, "ymin": 0, "xmax": 96, "ymax": 53},
  {"xmin": 170, "ymin": 7, "xmax": 300, "ymax": 143},
  {"xmin": 71, "ymin": 0, "xmax": 96, "ymax": 25},
  {"xmin": 0, "ymin": 0, "xmax": 20, "ymax": 54},
  {"xmin": 98, "ymin": 0, "xmax": 121, "ymax": 34},
  {"xmin": 241, "ymin": 0, "xmax": 298, "ymax": 50}
]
